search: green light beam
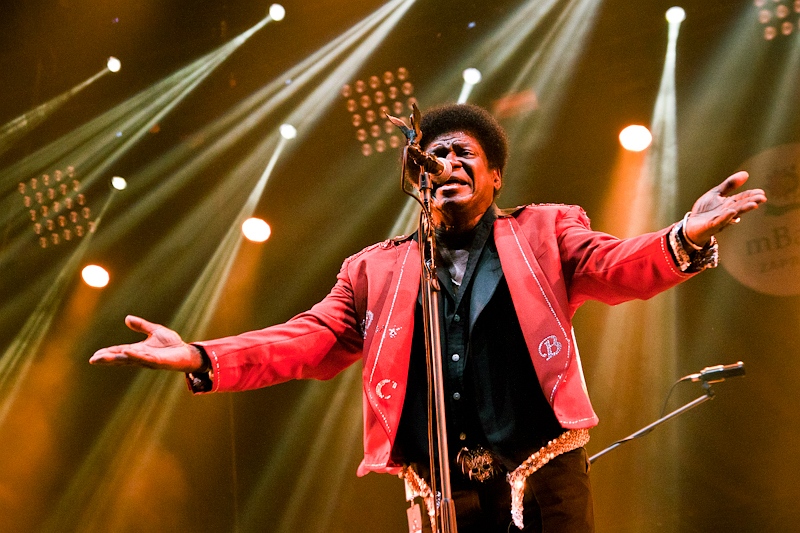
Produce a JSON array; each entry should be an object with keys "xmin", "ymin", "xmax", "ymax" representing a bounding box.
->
[
  {"xmin": 754, "ymin": 34, "xmax": 800, "ymax": 149},
  {"xmin": 0, "ymin": 190, "xmax": 118, "ymax": 428},
  {"xmin": 0, "ymin": 68, "xmax": 111, "ymax": 157},
  {"xmin": 47, "ymin": 2, "xmax": 422, "ymax": 528},
  {"xmin": 586, "ymin": 14, "xmax": 685, "ymax": 529},
  {"xmin": 83, "ymin": 0, "xmax": 410, "ymax": 251},
  {"xmin": 679, "ymin": 8, "xmax": 772, "ymax": 169},
  {"xmin": 389, "ymin": 0, "xmax": 602, "ymax": 238},
  {"xmin": 283, "ymin": 0, "xmax": 417, "ymax": 136},
  {"xmin": 43, "ymin": 128, "xmax": 293, "ymax": 529},
  {"xmin": 0, "ymin": 14, "xmax": 280, "ymax": 229},
  {"xmin": 499, "ymin": 0, "xmax": 604, "ymax": 166}
]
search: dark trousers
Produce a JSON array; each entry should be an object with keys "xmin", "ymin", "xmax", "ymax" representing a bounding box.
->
[{"xmin": 421, "ymin": 448, "xmax": 594, "ymax": 533}]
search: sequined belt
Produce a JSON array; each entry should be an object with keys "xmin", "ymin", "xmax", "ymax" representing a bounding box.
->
[
  {"xmin": 507, "ymin": 429, "xmax": 591, "ymax": 529},
  {"xmin": 399, "ymin": 429, "xmax": 590, "ymax": 530}
]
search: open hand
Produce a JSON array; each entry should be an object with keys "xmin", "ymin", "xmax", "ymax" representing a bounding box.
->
[
  {"xmin": 684, "ymin": 171, "xmax": 767, "ymax": 246},
  {"xmin": 89, "ymin": 315, "xmax": 204, "ymax": 372}
]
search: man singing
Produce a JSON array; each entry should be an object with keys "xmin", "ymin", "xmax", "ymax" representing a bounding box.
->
[{"xmin": 91, "ymin": 104, "xmax": 766, "ymax": 532}]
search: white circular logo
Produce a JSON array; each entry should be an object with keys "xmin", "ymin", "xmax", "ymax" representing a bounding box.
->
[{"xmin": 717, "ymin": 143, "xmax": 800, "ymax": 296}]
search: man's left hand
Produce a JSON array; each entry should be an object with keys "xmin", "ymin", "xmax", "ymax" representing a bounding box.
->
[{"xmin": 684, "ymin": 171, "xmax": 767, "ymax": 246}]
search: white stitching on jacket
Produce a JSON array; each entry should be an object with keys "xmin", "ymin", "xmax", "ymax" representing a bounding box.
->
[
  {"xmin": 367, "ymin": 243, "xmax": 413, "ymax": 435},
  {"xmin": 506, "ymin": 219, "xmax": 572, "ymax": 403}
]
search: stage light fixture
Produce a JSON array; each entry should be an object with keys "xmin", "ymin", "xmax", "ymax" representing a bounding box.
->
[
  {"xmin": 619, "ymin": 125, "xmax": 653, "ymax": 152},
  {"xmin": 111, "ymin": 176, "xmax": 127, "ymax": 190},
  {"xmin": 19, "ymin": 166, "xmax": 95, "ymax": 248},
  {"xmin": 665, "ymin": 7, "xmax": 686, "ymax": 23},
  {"xmin": 82, "ymin": 265, "xmax": 110, "ymax": 288},
  {"xmin": 462, "ymin": 67, "xmax": 482, "ymax": 85},
  {"xmin": 269, "ymin": 4, "xmax": 286, "ymax": 21},
  {"xmin": 342, "ymin": 67, "xmax": 414, "ymax": 156},
  {"xmin": 756, "ymin": 0, "xmax": 800, "ymax": 40},
  {"xmin": 107, "ymin": 57, "xmax": 121, "ymax": 73},
  {"xmin": 279, "ymin": 123, "xmax": 297, "ymax": 139},
  {"xmin": 242, "ymin": 217, "xmax": 272, "ymax": 242},
  {"xmin": 458, "ymin": 67, "xmax": 483, "ymax": 103}
]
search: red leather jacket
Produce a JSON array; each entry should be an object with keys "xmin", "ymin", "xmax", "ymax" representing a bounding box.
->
[{"xmin": 194, "ymin": 204, "xmax": 693, "ymax": 476}]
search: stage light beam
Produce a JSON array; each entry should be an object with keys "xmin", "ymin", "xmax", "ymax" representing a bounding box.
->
[
  {"xmin": 42, "ymin": 4, "xmax": 417, "ymax": 528},
  {"xmin": 77, "ymin": 0, "xmax": 412, "ymax": 267},
  {"xmin": 280, "ymin": 0, "xmax": 415, "ymax": 141},
  {"xmin": 590, "ymin": 10, "xmax": 686, "ymax": 527},
  {"xmin": 0, "ymin": 9, "xmax": 285, "ymax": 211}
]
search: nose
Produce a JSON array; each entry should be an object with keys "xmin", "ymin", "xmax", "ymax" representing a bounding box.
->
[{"xmin": 444, "ymin": 151, "xmax": 462, "ymax": 168}]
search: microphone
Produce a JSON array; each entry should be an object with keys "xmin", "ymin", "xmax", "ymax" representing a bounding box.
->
[
  {"xmin": 406, "ymin": 144, "xmax": 452, "ymax": 183},
  {"xmin": 685, "ymin": 361, "xmax": 745, "ymax": 383}
]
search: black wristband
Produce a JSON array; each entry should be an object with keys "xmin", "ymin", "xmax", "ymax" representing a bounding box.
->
[{"xmin": 193, "ymin": 344, "xmax": 212, "ymax": 373}]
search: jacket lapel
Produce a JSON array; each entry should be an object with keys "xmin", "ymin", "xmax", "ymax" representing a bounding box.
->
[
  {"xmin": 363, "ymin": 240, "xmax": 420, "ymax": 442},
  {"xmin": 494, "ymin": 216, "xmax": 573, "ymax": 405},
  {"xmin": 469, "ymin": 243, "xmax": 503, "ymax": 331}
]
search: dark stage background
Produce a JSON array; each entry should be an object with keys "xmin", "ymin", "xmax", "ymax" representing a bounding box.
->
[{"xmin": 1, "ymin": 0, "xmax": 798, "ymax": 531}]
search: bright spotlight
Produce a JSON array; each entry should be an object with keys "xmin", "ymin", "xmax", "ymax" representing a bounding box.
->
[
  {"xmin": 279, "ymin": 123, "xmax": 297, "ymax": 139},
  {"xmin": 82, "ymin": 265, "xmax": 110, "ymax": 288},
  {"xmin": 269, "ymin": 4, "xmax": 286, "ymax": 21},
  {"xmin": 242, "ymin": 217, "xmax": 271, "ymax": 242},
  {"xmin": 111, "ymin": 176, "xmax": 127, "ymax": 190},
  {"xmin": 462, "ymin": 67, "xmax": 482, "ymax": 85},
  {"xmin": 107, "ymin": 57, "xmax": 122, "ymax": 73},
  {"xmin": 665, "ymin": 7, "xmax": 686, "ymax": 24},
  {"xmin": 619, "ymin": 125, "xmax": 653, "ymax": 152}
]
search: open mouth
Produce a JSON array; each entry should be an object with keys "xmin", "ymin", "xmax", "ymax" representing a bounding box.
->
[{"xmin": 437, "ymin": 176, "xmax": 470, "ymax": 189}]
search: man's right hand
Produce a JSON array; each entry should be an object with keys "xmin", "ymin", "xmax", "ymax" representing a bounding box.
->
[{"xmin": 89, "ymin": 315, "xmax": 206, "ymax": 373}]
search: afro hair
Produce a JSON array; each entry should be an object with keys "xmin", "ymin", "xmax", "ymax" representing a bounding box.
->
[{"xmin": 419, "ymin": 103, "xmax": 508, "ymax": 174}]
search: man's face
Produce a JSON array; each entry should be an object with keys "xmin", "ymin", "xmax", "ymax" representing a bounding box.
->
[{"xmin": 424, "ymin": 131, "xmax": 502, "ymax": 230}]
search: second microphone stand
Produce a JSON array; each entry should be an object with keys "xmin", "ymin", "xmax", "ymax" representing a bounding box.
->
[{"xmin": 589, "ymin": 381, "xmax": 715, "ymax": 464}]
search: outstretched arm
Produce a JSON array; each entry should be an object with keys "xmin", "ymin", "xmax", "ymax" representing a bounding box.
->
[
  {"xmin": 89, "ymin": 315, "xmax": 206, "ymax": 373},
  {"xmin": 683, "ymin": 171, "xmax": 767, "ymax": 246}
]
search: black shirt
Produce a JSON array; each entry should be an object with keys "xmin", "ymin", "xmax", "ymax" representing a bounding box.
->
[{"xmin": 393, "ymin": 207, "xmax": 564, "ymax": 473}]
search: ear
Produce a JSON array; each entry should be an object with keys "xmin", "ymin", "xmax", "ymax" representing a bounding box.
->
[{"xmin": 493, "ymin": 169, "xmax": 502, "ymax": 193}]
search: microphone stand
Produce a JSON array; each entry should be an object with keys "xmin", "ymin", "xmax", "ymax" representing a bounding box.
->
[
  {"xmin": 589, "ymin": 381, "xmax": 715, "ymax": 464},
  {"xmin": 417, "ymin": 169, "xmax": 458, "ymax": 533},
  {"xmin": 389, "ymin": 105, "xmax": 457, "ymax": 533}
]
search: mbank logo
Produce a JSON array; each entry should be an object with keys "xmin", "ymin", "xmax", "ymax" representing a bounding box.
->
[{"xmin": 718, "ymin": 143, "xmax": 800, "ymax": 296}]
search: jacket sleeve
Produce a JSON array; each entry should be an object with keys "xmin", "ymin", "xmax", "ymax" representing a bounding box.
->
[
  {"xmin": 191, "ymin": 258, "xmax": 364, "ymax": 393},
  {"xmin": 555, "ymin": 206, "xmax": 692, "ymax": 308}
]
